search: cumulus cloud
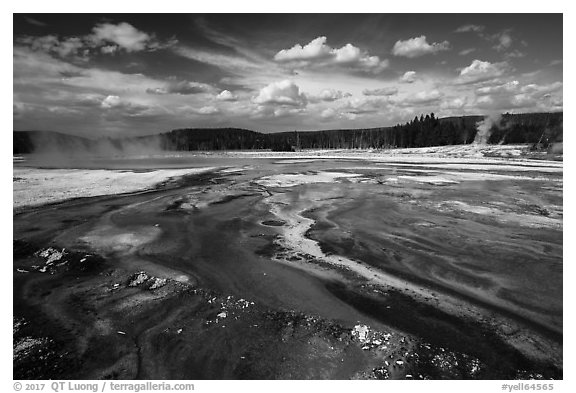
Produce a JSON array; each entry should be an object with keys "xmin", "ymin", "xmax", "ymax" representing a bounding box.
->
[
  {"xmin": 90, "ymin": 22, "xmax": 153, "ymax": 52},
  {"xmin": 457, "ymin": 59, "xmax": 510, "ymax": 84},
  {"xmin": 274, "ymin": 36, "xmax": 388, "ymax": 73},
  {"xmin": 400, "ymin": 71, "xmax": 417, "ymax": 83},
  {"xmin": 101, "ymin": 95, "xmax": 122, "ymax": 109},
  {"xmin": 16, "ymin": 22, "xmax": 173, "ymax": 62},
  {"xmin": 216, "ymin": 90, "xmax": 238, "ymax": 101},
  {"xmin": 455, "ymin": 24, "xmax": 485, "ymax": 33},
  {"xmin": 363, "ymin": 87, "xmax": 398, "ymax": 96},
  {"xmin": 253, "ymin": 80, "xmax": 307, "ymax": 107},
  {"xmin": 274, "ymin": 36, "xmax": 332, "ymax": 61},
  {"xmin": 392, "ymin": 36, "xmax": 450, "ymax": 58},
  {"xmin": 471, "ymin": 80, "xmax": 563, "ymax": 112},
  {"xmin": 332, "ymin": 43, "xmax": 363, "ymax": 63}
]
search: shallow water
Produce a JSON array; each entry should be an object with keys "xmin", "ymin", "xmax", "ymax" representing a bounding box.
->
[{"xmin": 13, "ymin": 152, "xmax": 563, "ymax": 378}]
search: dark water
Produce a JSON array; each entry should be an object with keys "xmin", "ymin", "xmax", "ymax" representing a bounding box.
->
[{"xmin": 13, "ymin": 153, "xmax": 563, "ymax": 377}]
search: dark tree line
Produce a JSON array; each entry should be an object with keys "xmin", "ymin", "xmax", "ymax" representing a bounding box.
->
[
  {"xmin": 160, "ymin": 128, "xmax": 267, "ymax": 150},
  {"xmin": 14, "ymin": 112, "xmax": 563, "ymax": 154},
  {"xmin": 488, "ymin": 113, "xmax": 563, "ymax": 146},
  {"xmin": 155, "ymin": 112, "xmax": 561, "ymax": 151}
]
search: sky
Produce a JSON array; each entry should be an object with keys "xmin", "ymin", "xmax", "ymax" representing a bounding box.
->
[{"xmin": 13, "ymin": 14, "xmax": 563, "ymax": 137}]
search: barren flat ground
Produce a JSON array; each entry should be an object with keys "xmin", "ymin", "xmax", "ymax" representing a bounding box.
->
[{"xmin": 13, "ymin": 145, "xmax": 563, "ymax": 379}]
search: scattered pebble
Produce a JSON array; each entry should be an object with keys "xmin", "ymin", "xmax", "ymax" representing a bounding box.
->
[
  {"xmin": 128, "ymin": 271, "xmax": 168, "ymax": 290},
  {"xmin": 128, "ymin": 272, "xmax": 149, "ymax": 287},
  {"xmin": 149, "ymin": 277, "xmax": 167, "ymax": 290}
]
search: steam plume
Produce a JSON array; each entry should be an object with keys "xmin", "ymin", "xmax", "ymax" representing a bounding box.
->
[
  {"xmin": 474, "ymin": 113, "xmax": 502, "ymax": 144},
  {"xmin": 25, "ymin": 132, "xmax": 168, "ymax": 167}
]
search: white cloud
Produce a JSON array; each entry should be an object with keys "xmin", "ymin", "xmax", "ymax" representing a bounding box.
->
[
  {"xmin": 493, "ymin": 31, "xmax": 513, "ymax": 52},
  {"xmin": 311, "ymin": 89, "xmax": 351, "ymax": 102},
  {"xmin": 99, "ymin": 95, "xmax": 150, "ymax": 116},
  {"xmin": 400, "ymin": 89, "xmax": 444, "ymax": 105},
  {"xmin": 392, "ymin": 36, "xmax": 450, "ymax": 58},
  {"xmin": 253, "ymin": 80, "xmax": 307, "ymax": 107},
  {"xmin": 470, "ymin": 79, "xmax": 563, "ymax": 112},
  {"xmin": 90, "ymin": 22, "xmax": 152, "ymax": 52},
  {"xmin": 146, "ymin": 80, "xmax": 211, "ymax": 95},
  {"xmin": 400, "ymin": 71, "xmax": 417, "ymax": 83},
  {"xmin": 101, "ymin": 45, "xmax": 118, "ymax": 54},
  {"xmin": 520, "ymin": 82, "xmax": 562, "ymax": 94},
  {"xmin": 476, "ymin": 80, "xmax": 519, "ymax": 96},
  {"xmin": 475, "ymin": 95, "xmax": 494, "ymax": 108},
  {"xmin": 216, "ymin": 90, "xmax": 238, "ymax": 101},
  {"xmin": 17, "ymin": 35, "xmax": 87, "ymax": 60},
  {"xmin": 455, "ymin": 24, "xmax": 485, "ymax": 33},
  {"xmin": 274, "ymin": 36, "xmax": 388, "ymax": 73},
  {"xmin": 320, "ymin": 108, "xmax": 337, "ymax": 119},
  {"xmin": 363, "ymin": 87, "xmax": 398, "ymax": 96},
  {"xmin": 24, "ymin": 16, "xmax": 47, "ymax": 27},
  {"xmin": 505, "ymin": 49, "xmax": 526, "ymax": 58},
  {"xmin": 101, "ymin": 95, "xmax": 122, "ymax": 109},
  {"xmin": 197, "ymin": 106, "xmax": 220, "ymax": 115},
  {"xmin": 509, "ymin": 94, "xmax": 536, "ymax": 108},
  {"xmin": 251, "ymin": 104, "xmax": 305, "ymax": 119},
  {"xmin": 16, "ymin": 21, "xmax": 171, "ymax": 62},
  {"xmin": 341, "ymin": 112, "xmax": 358, "ymax": 120},
  {"xmin": 457, "ymin": 59, "xmax": 510, "ymax": 84},
  {"xmin": 441, "ymin": 97, "xmax": 467, "ymax": 110},
  {"xmin": 175, "ymin": 46, "xmax": 274, "ymax": 79},
  {"xmin": 332, "ymin": 44, "xmax": 362, "ymax": 63},
  {"xmin": 459, "ymin": 48, "xmax": 476, "ymax": 56},
  {"xmin": 274, "ymin": 36, "xmax": 332, "ymax": 61},
  {"xmin": 56, "ymin": 37, "xmax": 85, "ymax": 57}
]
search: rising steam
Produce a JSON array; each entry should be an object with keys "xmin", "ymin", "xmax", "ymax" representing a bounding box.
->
[
  {"xmin": 24, "ymin": 132, "xmax": 169, "ymax": 168},
  {"xmin": 474, "ymin": 113, "xmax": 502, "ymax": 144}
]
